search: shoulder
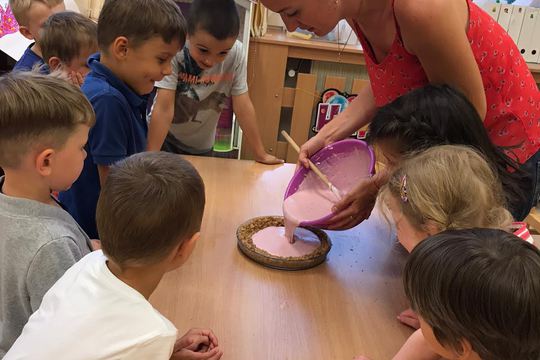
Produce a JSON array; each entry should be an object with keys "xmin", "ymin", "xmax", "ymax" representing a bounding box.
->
[
  {"xmin": 33, "ymin": 227, "xmax": 90, "ymax": 259},
  {"xmin": 394, "ymin": 0, "xmax": 448, "ymax": 27},
  {"xmin": 1, "ymin": 210, "xmax": 85, "ymax": 254},
  {"xmin": 83, "ymin": 82, "xmax": 131, "ymax": 117},
  {"xmin": 83, "ymin": 78, "xmax": 126, "ymax": 105},
  {"xmin": 394, "ymin": 0, "xmax": 468, "ymax": 52},
  {"xmin": 224, "ymin": 40, "xmax": 245, "ymax": 73},
  {"xmin": 231, "ymin": 40, "xmax": 244, "ymax": 61}
]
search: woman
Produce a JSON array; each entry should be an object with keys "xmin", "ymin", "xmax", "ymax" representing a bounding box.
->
[{"xmin": 261, "ymin": 0, "xmax": 540, "ymax": 228}]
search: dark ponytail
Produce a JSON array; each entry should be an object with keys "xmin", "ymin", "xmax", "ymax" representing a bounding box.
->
[{"xmin": 367, "ymin": 84, "xmax": 529, "ymax": 219}]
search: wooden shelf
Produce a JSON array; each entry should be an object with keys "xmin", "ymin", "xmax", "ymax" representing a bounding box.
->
[{"xmin": 251, "ymin": 29, "xmax": 540, "ymax": 81}]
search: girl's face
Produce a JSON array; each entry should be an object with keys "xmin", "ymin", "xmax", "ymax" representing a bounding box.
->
[
  {"xmin": 375, "ymin": 138, "xmax": 403, "ymax": 168},
  {"xmin": 261, "ymin": 0, "xmax": 343, "ymax": 36},
  {"xmin": 386, "ymin": 195, "xmax": 431, "ymax": 252}
]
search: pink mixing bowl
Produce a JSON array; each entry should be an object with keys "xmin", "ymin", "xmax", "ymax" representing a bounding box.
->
[{"xmin": 283, "ymin": 139, "xmax": 375, "ymax": 228}]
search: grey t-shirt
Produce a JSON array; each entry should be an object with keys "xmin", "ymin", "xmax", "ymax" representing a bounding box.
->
[
  {"xmin": 154, "ymin": 40, "xmax": 248, "ymax": 153},
  {"xmin": 0, "ymin": 178, "xmax": 92, "ymax": 356}
]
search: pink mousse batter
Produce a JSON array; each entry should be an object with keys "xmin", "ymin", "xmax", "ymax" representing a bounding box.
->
[
  {"xmin": 252, "ymin": 146, "xmax": 372, "ymax": 256},
  {"xmin": 252, "ymin": 226, "xmax": 321, "ymax": 257},
  {"xmin": 283, "ymin": 187, "xmax": 336, "ymax": 242}
]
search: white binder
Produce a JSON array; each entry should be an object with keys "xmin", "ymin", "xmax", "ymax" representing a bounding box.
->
[
  {"xmin": 530, "ymin": 7, "xmax": 540, "ymax": 62},
  {"xmin": 497, "ymin": 4, "xmax": 514, "ymax": 31},
  {"xmin": 517, "ymin": 7, "xmax": 539, "ymax": 62},
  {"xmin": 482, "ymin": 2, "xmax": 502, "ymax": 21},
  {"xmin": 508, "ymin": 5, "xmax": 527, "ymax": 43}
]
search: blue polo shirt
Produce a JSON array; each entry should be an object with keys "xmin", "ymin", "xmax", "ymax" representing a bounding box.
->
[
  {"xmin": 13, "ymin": 44, "xmax": 45, "ymax": 72},
  {"xmin": 59, "ymin": 53, "xmax": 148, "ymax": 239}
]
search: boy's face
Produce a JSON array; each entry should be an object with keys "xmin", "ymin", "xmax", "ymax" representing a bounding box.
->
[
  {"xmin": 187, "ymin": 29, "xmax": 236, "ymax": 70},
  {"xmin": 121, "ymin": 36, "xmax": 181, "ymax": 95},
  {"xmin": 20, "ymin": 1, "xmax": 65, "ymax": 41},
  {"xmin": 63, "ymin": 45, "xmax": 97, "ymax": 77},
  {"xmin": 47, "ymin": 124, "xmax": 89, "ymax": 191}
]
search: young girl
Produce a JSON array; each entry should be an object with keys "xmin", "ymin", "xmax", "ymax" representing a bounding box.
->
[
  {"xmin": 367, "ymin": 84, "xmax": 531, "ymax": 221},
  {"xmin": 403, "ymin": 229, "xmax": 540, "ymax": 360},
  {"xmin": 357, "ymin": 145, "xmax": 519, "ymax": 360}
]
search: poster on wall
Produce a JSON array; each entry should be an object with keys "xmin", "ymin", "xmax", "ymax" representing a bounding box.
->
[
  {"xmin": 0, "ymin": 0, "xmax": 18, "ymax": 39},
  {"xmin": 0, "ymin": 0, "xmax": 80, "ymax": 60},
  {"xmin": 314, "ymin": 88, "xmax": 368, "ymax": 139}
]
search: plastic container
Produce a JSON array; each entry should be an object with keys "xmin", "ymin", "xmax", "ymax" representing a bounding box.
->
[{"xmin": 283, "ymin": 139, "xmax": 375, "ymax": 227}]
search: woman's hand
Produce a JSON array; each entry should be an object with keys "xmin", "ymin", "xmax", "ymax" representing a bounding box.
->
[
  {"xmin": 298, "ymin": 133, "xmax": 330, "ymax": 168},
  {"xmin": 326, "ymin": 177, "xmax": 379, "ymax": 230}
]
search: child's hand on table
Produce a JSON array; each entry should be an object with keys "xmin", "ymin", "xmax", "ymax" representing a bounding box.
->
[
  {"xmin": 398, "ymin": 308, "xmax": 420, "ymax": 329},
  {"xmin": 254, "ymin": 152, "xmax": 284, "ymax": 165},
  {"xmin": 171, "ymin": 328, "xmax": 223, "ymax": 360}
]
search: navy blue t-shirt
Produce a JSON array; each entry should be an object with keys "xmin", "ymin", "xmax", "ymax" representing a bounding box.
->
[
  {"xmin": 59, "ymin": 54, "xmax": 148, "ymax": 239},
  {"xmin": 13, "ymin": 44, "xmax": 45, "ymax": 72}
]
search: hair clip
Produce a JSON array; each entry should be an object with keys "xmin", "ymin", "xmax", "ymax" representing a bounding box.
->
[{"xmin": 400, "ymin": 175, "xmax": 408, "ymax": 203}]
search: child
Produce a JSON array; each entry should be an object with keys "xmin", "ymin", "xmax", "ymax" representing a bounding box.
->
[
  {"xmin": 367, "ymin": 84, "xmax": 531, "ymax": 221},
  {"xmin": 40, "ymin": 11, "xmax": 98, "ymax": 84},
  {"xmin": 401, "ymin": 229, "xmax": 540, "ymax": 360},
  {"xmin": 59, "ymin": 0, "xmax": 186, "ymax": 239},
  {"xmin": 0, "ymin": 72, "xmax": 94, "ymax": 356},
  {"xmin": 10, "ymin": 0, "xmax": 65, "ymax": 71},
  {"xmin": 148, "ymin": 0, "xmax": 282, "ymax": 165},
  {"xmin": 5, "ymin": 152, "xmax": 223, "ymax": 360},
  {"xmin": 356, "ymin": 145, "xmax": 515, "ymax": 360}
]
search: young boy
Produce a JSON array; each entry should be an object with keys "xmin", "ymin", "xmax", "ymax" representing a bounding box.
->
[
  {"xmin": 148, "ymin": 0, "xmax": 282, "ymax": 165},
  {"xmin": 0, "ymin": 72, "xmax": 94, "ymax": 356},
  {"xmin": 10, "ymin": 0, "xmax": 65, "ymax": 71},
  {"xmin": 357, "ymin": 228, "xmax": 540, "ymax": 360},
  {"xmin": 40, "ymin": 11, "xmax": 98, "ymax": 84},
  {"xmin": 59, "ymin": 0, "xmax": 186, "ymax": 239},
  {"xmin": 6, "ymin": 152, "xmax": 223, "ymax": 360}
]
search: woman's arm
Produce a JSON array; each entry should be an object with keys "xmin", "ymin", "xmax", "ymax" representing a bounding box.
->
[
  {"xmin": 299, "ymin": 84, "xmax": 377, "ymax": 166},
  {"xmin": 395, "ymin": 0, "xmax": 487, "ymax": 119}
]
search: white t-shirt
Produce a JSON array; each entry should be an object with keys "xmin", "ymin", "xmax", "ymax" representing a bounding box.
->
[
  {"xmin": 153, "ymin": 40, "xmax": 248, "ymax": 153},
  {"xmin": 4, "ymin": 251, "xmax": 178, "ymax": 360}
]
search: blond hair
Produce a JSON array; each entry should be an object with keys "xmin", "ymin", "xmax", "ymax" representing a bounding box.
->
[
  {"xmin": 0, "ymin": 72, "xmax": 95, "ymax": 168},
  {"xmin": 381, "ymin": 145, "xmax": 513, "ymax": 232},
  {"xmin": 9, "ymin": 0, "xmax": 64, "ymax": 26}
]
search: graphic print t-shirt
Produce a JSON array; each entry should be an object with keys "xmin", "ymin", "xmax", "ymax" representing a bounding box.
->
[{"xmin": 154, "ymin": 40, "xmax": 248, "ymax": 153}]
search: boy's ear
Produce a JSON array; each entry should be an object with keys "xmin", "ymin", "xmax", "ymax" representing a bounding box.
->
[
  {"xmin": 456, "ymin": 339, "xmax": 474, "ymax": 360},
  {"xmin": 18, "ymin": 26, "xmax": 34, "ymax": 40},
  {"xmin": 35, "ymin": 148, "xmax": 55, "ymax": 177},
  {"xmin": 170, "ymin": 231, "xmax": 200, "ymax": 266},
  {"xmin": 110, "ymin": 36, "xmax": 129, "ymax": 60},
  {"xmin": 47, "ymin": 56, "xmax": 62, "ymax": 71},
  {"xmin": 179, "ymin": 232, "xmax": 200, "ymax": 255}
]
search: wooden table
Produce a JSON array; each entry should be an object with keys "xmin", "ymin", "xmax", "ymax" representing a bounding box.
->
[{"xmin": 150, "ymin": 157, "xmax": 413, "ymax": 360}]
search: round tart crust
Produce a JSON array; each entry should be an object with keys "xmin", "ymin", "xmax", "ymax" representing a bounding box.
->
[{"xmin": 237, "ymin": 216, "xmax": 332, "ymax": 270}]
